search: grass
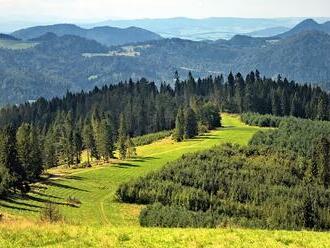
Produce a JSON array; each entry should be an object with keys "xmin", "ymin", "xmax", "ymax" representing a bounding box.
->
[
  {"xmin": 0, "ymin": 39, "xmax": 36, "ymax": 50},
  {"xmin": 1, "ymin": 222, "xmax": 330, "ymax": 248},
  {"xmin": 1, "ymin": 113, "xmax": 329, "ymax": 247}
]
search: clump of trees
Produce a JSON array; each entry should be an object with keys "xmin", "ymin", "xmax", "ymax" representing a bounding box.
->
[{"xmin": 174, "ymin": 102, "xmax": 221, "ymax": 141}]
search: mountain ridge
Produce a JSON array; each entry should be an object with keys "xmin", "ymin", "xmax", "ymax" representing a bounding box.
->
[{"xmin": 11, "ymin": 24, "xmax": 163, "ymax": 46}]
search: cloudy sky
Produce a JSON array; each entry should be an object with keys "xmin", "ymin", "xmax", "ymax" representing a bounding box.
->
[{"xmin": 1, "ymin": 0, "xmax": 329, "ymax": 22}]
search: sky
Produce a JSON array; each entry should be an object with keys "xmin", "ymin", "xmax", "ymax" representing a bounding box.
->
[{"xmin": 0, "ymin": 0, "xmax": 329, "ymax": 23}]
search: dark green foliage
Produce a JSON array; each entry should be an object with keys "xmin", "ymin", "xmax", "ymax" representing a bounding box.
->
[
  {"xmin": 132, "ymin": 130, "xmax": 172, "ymax": 146},
  {"xmin": 16, "ymin": 123, "xmax": 43, "ymax": 181},
  {"xmin": 117, "ymin": 144, "xmax": 330, "ymax": 230},
  {"xmin": 241, "ymin": 113, "xmax": 283, "ymax": 127},
  {"xmin": 248, "ymin": 114, "xmax": 330, "ymax": 156},
  {"xmin": 174, "ymin": 108, "xmax": 184, "ymax": 142},
  {"xmin": 184, "ymin": 107, "xmax": 198, "ymax": 139},
  {"xmin": 118, "ymin": 114, "xmax": 128, "ymax": 159}
]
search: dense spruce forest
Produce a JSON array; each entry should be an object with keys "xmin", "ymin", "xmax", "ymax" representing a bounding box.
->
[
  {"xmin": 117, "ymin": 113, "xmax": 330, "ymax": 230},
  {"xmin": 0, "ymin": 71, "xmax": 329, "ymax": 198}
]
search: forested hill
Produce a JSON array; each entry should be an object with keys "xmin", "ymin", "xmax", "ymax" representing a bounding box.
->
[
  {"xmin": 1, "ymin": 27, "xmax": 330, "ymax": 106},
  {"xmin": 11, "ymin": 24, "xmax": 163, "ymax": 46}
]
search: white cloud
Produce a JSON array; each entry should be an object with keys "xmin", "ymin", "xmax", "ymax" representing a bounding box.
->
[{"xmin": 0, "ymin": 0, "xmax": 329, "ymax": 22}]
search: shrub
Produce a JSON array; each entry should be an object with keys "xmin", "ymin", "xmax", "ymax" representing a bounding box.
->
[
  {"xmin": 40, "ymin": 202, "xmax": 62, "ymax": 223},
  {"xmin": 132, "ymin": 130, "xmax": 173, "ymax": 146}
]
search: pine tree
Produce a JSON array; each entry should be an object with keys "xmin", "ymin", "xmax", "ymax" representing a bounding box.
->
[
  {"xmin": 126, "ymin": 137, "xmax": 137, "ymax": 159},
  {"xmin": 174, "ymin": 107, "xmax": 184, "ymax": 142},
  {"xmin": 29, "ymin": 125, "xmax": 43, "ymax": 179},
  {"xmin": 43, "ymin": 129, "xmax": 58, "ymax": 168},
  {"xmin": 184, "ymin": 107, "xmax": 198, "ymax": 139},
  {"xmin": 118, "ymin": 114, "xmax": 128, "ymax": 159},
  {"xmin": 82, "ymin": 121, "xmax": 98, "ymax": 163},
  {"xmin": 97, "ymin": 118, "xmax": 114, "ymax": 162},
  {"xmin": 0, "ymin": 126, "xmax": 25, "ymax": 192}
]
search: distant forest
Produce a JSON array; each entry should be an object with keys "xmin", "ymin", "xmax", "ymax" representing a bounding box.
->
[{"xmin": 0, "ymin": 71, "xmax": 329, "ymax": 196}]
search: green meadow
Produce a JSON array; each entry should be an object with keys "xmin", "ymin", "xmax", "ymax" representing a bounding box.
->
[{"xmin": 1, "ymin": 113, "xmax": 329, "ymax": 247}]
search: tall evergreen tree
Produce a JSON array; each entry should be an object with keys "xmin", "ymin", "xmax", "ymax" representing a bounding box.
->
[
  {"xmin": 83, "ymin": 121, "xmax": 98, "ymax": 163},
  {"xmin": 174, "ymin": 107, "xmax": 185, "ymax": 142},
  {"xmin": 184, "ymin": 107, "xmax": 198, "ymax": 139},
  {"xmin": 118, "ymin": 114, "xmax": 128, "ymax": 159}
]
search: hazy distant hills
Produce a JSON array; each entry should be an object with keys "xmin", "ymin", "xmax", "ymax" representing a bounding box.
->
[
  {"xmin": 246, "ymin": 27, "xmax": 290, "ymax": 37},
  {"xmin": 0, "ymin": 33, "xmax": 19, "ymax": 41},
  {"xmin": 89, "ymin": 17, "xmax": 330, "ymax": 40},
  {"xmin": 11, "ymin": 24, "xmax": 163, "ymax": 46},
  {"xmin": 0, "ymin": 18, "xmax": 330, "ymax": 106},
  {"xmin": 276, "ymin": 18, "xmax": 330, "ymax": 38}
]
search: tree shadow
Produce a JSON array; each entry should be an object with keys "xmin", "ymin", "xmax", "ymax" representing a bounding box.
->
[
  {"xmin": 0, "ymin": 202, "xmax": 38, "ymax": 212},
  {"xmin": 2, "ymin": 197, "xmax": 42, "ymax": 209},
  {"xmin": 112, "ymin": 162, "xmax": 140, "ymax": 169},
  {"xmin": 43, "ymin": 180, "xmax": 89, "ymax": 192},
  {"xmin": 130, "ymin": 156, "xmax": 157, "ymax": 162},
  {"xmin": 64, "ymin": 175, "xmax": 84, "ymax": 180},
  {"xmin": 30, "ymin": 190, "xmax": 63, "ymax": 200}
]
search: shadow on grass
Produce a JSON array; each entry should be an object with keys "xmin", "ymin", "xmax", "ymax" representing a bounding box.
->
[
  {"xmin": 64, "ymin": 175, "xmax": 84, "ymax": 180},
  {"xmin": 1, "ymin": 197, "xmax": 42, "ymax": 209},
  {"xmin": 30, "ymin": 190, "xmax": 63, "ymax": 200},
  {"xmin": 112, "ymin": 162, "xmax": 140, "ymax": 169},
  {"xmin": 0, "ymin": 202, "xmax": 38, "ymax": 212},
  {"xmin": 130, "ymin": 156, "xmax": 157, "ymax": 162},
  {"xmin": 43, "ymin": 180, "xmax": 89, "ymax": 192}
]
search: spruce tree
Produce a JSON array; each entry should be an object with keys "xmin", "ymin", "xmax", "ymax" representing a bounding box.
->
[
  {"xmin": 174, "ymin": 107, "xmax": 184, "ymax": 142},
  {"xmin": 184, "ymin": 107, "xmax": 198, "ymax": 139},
  {"xmin": 126, "ymin": 136, "xmax": 137, "ymax": 159},
  {"xmin": 0, "ymin": 126, "xmax": 25, "ymax": 192},
  {"xmin": 82, "ymin": 121, "xmax": 98, "ymax": 163},
  {"xmin": 118, "ymin": 114, "xmax": 128, "ymax": 159}
]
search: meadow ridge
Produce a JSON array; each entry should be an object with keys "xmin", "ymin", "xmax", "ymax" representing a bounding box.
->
[{"xmin": 1, "ymin": 114, "xmax": 330, "ymax": 247}]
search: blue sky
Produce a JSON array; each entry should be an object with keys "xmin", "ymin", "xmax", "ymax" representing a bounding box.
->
[{"xmin": 1, "ymin": 0, "xmax": 329, "ymax": 22}]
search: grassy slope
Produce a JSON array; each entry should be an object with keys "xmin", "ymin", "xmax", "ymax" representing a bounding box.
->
[{"xmin": 1, "ymin": 113, "xmax": 329, "ymax": 247}]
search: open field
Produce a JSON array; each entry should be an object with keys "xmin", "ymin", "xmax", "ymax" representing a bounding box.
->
[
  {"xmin": 1, "ymin": 222, "xmax": 330, "ymax": 248},
  {"xmin": 0, "ymin": 39, "xmax": 36, "ymax": 49},
  {"xmin": 1, "ymin": 113, "xmax": 329, "ymax": 247}
]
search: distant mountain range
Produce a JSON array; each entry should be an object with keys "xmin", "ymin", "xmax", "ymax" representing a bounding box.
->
[
  {"xmin": 87, "ymin": 17, "xmax": 330, "ymax": 40},
  {"xmin": 0, "ymin": 18, "xmax": 330, "ymax": 106},
  {"xmin": 246, "ymin": 27, "xmax": 290, "ymax": 37},
  {"xmin": 11, "ymin": 24, "xmax": 162, "ymax": 46},
  {"xmin": 276, "ymin": 18, "xmax": 330, "ymax": 38},
  {"xmin": 0, "ymin": 33, "xmax": 19, "ymax": 41}
]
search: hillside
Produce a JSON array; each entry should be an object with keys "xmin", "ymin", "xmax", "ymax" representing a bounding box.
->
[
  {"xmin": 277, "ymin": 19, "xmax": 330, "ymax": 38},
  {"xmin": 11, "ymin": 24, "xmax": 162, "ymax": 46},
  {"xmin": 1, "ymin": 25, "xmax": 330, "ymax": 106}
]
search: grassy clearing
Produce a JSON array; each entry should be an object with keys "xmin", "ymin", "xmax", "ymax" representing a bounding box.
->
[
  {"xmin": 0, "ymin": 114, "xmax": 261, "ymax": 226},
  {"xmin": 0, "ymin": 39, "xmax": 36, "ymax": 50},
  {"xmin": 1, "ymin": 221, "xmax": 329, "ymax": 248}
]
